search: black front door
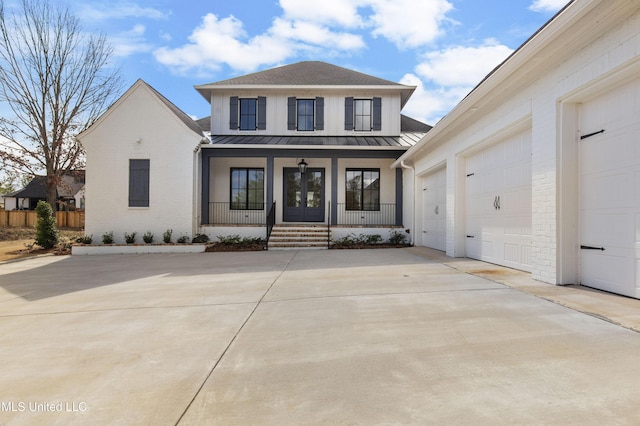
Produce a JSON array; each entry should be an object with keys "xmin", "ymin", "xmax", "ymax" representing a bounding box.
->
[{"xmin": 283, "ymin": 168, "xmax": 325, "ymax": 222}]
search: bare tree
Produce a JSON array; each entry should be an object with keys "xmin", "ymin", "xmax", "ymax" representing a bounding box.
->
[{"xmin": 0, "ymin": 0, "xmax": 121, "ymax": 210}]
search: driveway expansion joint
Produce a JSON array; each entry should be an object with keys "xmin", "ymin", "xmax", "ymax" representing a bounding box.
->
[{"xmin": 174, "ymin": 251, "xmax": 299, "ymax": 425}]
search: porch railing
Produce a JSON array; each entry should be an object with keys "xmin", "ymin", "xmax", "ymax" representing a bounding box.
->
[
  {"xmin": 336, "ymin": 203, "xmax": 396, "ymax": 226},
  {"xmin": 266, "ymin": 201, "xmax": 276, "ymax": 245},
  {"xmin": 208, "ymin": 202, "xmax": 266, "ymax": 225}
]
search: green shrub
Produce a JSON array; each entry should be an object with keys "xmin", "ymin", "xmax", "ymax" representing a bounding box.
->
[
  {"xmin": 76, "ymin": 235, "xmax": 93, "ymax": 244},
  {"xmin": 192, "ymin": 233, "xmax": 210, "ymax": 243},
  {"xmin": 332, "ymin": 233, "xmax": 357, "ymax": 246},
  {"xmin": 361, "ymin": 234, "xmax": 382, "ymax": 244},
  {"xmin": 163, "ymin": 229, "xmax": 173, "ymax": 244},
  {"xmin": 102, "ymin": 231, "xmax": 114, "ymax": 244},
  {"xmin": 217, "ymin": 234, "xmax": 241, "ymax": 244},
  {"xmin": 388, "ymin": 230, "xmax": 408, "ymax": 245},
  {"xmin": 34, "ymin": 201, "xmax": 59, "ymax": 249},
  {"xmin": 143, "ymin": 231, "xmax": 154, "ymax": 244},
  {"xmin": 124, "ymin": 232, "xmax": 137, "ymax": 244},
  {"xmin": 177, "ymin": 235, "xmax": 189, "ymax": 244}
]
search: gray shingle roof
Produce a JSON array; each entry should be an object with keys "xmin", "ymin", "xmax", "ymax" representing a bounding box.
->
[{"xmin": 200, "ymin": 61, "xmax": 405, "ymax": 87}]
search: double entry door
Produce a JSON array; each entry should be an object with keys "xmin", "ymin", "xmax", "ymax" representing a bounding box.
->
[{"xmin": 283, "ymin": 168, "xmax": 325, "ymax": 222}]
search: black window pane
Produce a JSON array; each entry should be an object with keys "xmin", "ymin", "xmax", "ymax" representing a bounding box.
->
[
  {"xmin": 345, "ymin": 169, "xmax": 379, "ymax": 211},
  {"xmin": 230, "ymin": 168, "xmax": 264, "ymax": 210},
  {"xmin": 239, "ymin": 98, "xmax": 257, "ymax": 130}
]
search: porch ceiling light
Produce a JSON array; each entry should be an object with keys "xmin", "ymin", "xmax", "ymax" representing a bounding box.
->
[{"xmin": 297, "ymin": 158, "xmax": 308, "ymax": 174}]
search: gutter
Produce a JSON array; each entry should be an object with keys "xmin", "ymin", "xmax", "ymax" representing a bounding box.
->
[{"xmin": 399, "ymin": 160, "xmax": 415, "ymax": 245}]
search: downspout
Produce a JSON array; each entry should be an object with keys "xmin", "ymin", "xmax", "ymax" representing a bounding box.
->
[{"xmin": 400, "ymin": 160, "xmax": 415, "ymax": 245}]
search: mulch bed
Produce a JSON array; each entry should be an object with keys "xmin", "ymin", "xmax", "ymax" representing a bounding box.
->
[
  {"xmin": 330, "ymin": 244, "xmax": 411, "ymax": 249},
  {"xmin": 205, "ymin": 243, "xmax": 266, "ymax": 252}
]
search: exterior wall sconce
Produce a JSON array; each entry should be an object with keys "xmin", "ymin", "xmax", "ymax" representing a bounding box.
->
[{"xmin": 297, "ymin": 158, "xmax": 308, "ymax": 174}]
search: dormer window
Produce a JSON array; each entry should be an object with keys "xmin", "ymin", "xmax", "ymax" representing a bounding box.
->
[
  {"xmin": 345, "ymin": 97, "xmax": 382, "ymax": 131},
  {"xmin": 229, "ymin": 96, "xmax": 266, "ymax": 131}
]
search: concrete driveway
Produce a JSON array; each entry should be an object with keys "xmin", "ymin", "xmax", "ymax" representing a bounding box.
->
[{"xmin": 1, "ymin": 249, "xmax": 640, "ymax": 425}]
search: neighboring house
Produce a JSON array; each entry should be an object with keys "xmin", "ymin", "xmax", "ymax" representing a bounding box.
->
[
  {"xmin": 394, "ymin": 0, "xmax": 640, "ymax": 298},
  {"xmin": 79, "ymin": 62, "xmax": 430, "ymax": 246},
  {"xmin": 2, "ymin": 172, "xmax": 85, "ymax": 211}
]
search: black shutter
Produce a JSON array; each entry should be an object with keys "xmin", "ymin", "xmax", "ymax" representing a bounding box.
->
[
  {"xmin": 344, "ymin": 97, "xmax": 353, "ymax": 130},
  {"xmin": 229, "ymin": 96, "xmax": 238, "ymax": 130},
  {"xmin": 372, "ymin": 97, "xmax": 382, "ymax": 131},
  {"xmin": 315, "ymin": 97, "xmax": 324, "ymax": 130},
  {"xmin": 257, "ymin": 96, "xmax": 267, "ymax": 130},
  {"xmin": 287, "ymin": 97, "xmax": 296, "ymax": 130},
  {"xmin": 129, "ymin": 159, "xmax": 149, "ymax": 207}
]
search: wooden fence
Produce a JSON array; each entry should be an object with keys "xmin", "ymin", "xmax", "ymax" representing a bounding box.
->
[{"xmin": 0, "ymin": 210, "xmax": 84, "ymax": 229}]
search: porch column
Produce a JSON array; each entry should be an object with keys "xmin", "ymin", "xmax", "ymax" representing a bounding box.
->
[
  {"xmin": 266, "ymin": 155, "xmax": 274, "ymax": 208},
  {"xmin": 201, "ymin": 154, "xmax": 210, "ymax": 224},
  {"xmin": 331, "ymin": 157, "xmax": 338, "ymax": 225},
  {"xmin": 395, "ymin": 168, "xmax": 403, "ymax": 227}
]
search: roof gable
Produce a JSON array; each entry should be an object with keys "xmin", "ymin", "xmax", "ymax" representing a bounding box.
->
[{"xmin": 79, "ymin": 79, "xmax": 203, "ymax": 141}]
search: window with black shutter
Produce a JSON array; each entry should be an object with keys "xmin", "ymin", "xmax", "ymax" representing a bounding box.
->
[{"xmin": 129, "ymin": 159, "xmax": 150, "ymax": 207}]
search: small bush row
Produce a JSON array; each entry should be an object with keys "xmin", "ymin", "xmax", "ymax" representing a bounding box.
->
[
  {"xmin": 75, "ymin": 229, "xmax": 211, "ymax": 245},
  {"xmin": 332, "ymin": 230, "xmax": 408, "ymax": 247},
  {"xmin": 216, "ymin": 234, "xmax": 266, "ymax": 246}
]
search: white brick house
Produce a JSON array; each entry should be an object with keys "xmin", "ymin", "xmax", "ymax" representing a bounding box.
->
[
  {"xmin": 395, "ymin": 0, "xmax": 640, "ymax": 298},
  {"xmin": 79, "ymin": 62, "xmax": 430, "ymax": 246}
]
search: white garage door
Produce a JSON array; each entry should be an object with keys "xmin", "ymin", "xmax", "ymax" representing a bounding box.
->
[
  {"xmin": 579, "ymin": 78, "xmax": 640, "ymax": 298},
  {"xmin": 421, "ymin": 167, "xmax": 446, "ymax": 251},
  {"xmin": 465, "ymin": 130, "xmax": 532, "ymax": 271}
]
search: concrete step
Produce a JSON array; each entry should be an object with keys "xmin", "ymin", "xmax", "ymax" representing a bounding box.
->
[{"xmin": 268, "ymin": 225, "xmax": 331, "ymax": 250}]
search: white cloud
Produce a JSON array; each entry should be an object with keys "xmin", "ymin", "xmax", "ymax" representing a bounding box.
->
[
  {"xmin": 154, "ymin": 0, "xmax": 458, "ymax": 75},
  {"xmin": 154, "ymin": 14, "xmax": 294, "ymax": 74},
  {"xmin": 76, "ymin": 3, "xmax": 169, "ymax": 21},
  {"xmin": 279, "ymin": 0, "xmax": 364, "ymax": 28},
  {"xmin": 154, "ymin": 9, "xmax": 370, "ymax": 75},
  {"xmin": 402, "ymin": 41, "xmax": 513, "ymax": 123},
  {"xmin": 368, "ymin": 0, "xmax": 454, "ymax": 48},
  {"xmin": 270, "ymin": 18, "xmax": 365, "ymax": 50},
  {"xmin": 415, "ymin": 41, "xmax": 513, "ymax": 86},
  {"xmin": 529, "ymin": 0, "xmax": 568, "ymax": 13},
  {"xmin": 110, "ymin": 25, "xmax": 154, "ymax": 57}
]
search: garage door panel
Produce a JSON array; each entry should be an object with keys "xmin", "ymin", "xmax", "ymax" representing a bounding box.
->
[
  {"xmin": 581, "ymin": 251, "xmax": 634, "ymax": 295},
  {"xmin": 421, "ymin": 167, "xmax": 446, "ymax": 251},
  {"xmin": 581, "ymin": 172, "xmax": 635, "ymax": 210},
  {"xmin": 580, "ymin": 77, "xmax": 640, "ymax": 298},
  {"xmin": 465, "ymin": 129, "xmax": 532, "ymax": 272}
]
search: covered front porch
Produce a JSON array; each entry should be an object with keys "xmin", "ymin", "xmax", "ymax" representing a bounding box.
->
[{"xmin": 198, "ymin": 147, "xmax": 407, "ymax": 242}]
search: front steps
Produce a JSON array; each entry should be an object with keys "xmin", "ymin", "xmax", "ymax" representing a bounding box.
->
[{"xmin": 268, "ymin": 225, "xmax": 331, "ymax": 250}]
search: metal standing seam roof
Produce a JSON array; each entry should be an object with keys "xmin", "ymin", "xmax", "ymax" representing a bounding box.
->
[{"xmin": 208, "ymin": 133, "xmax": 425, "ymax": 148}]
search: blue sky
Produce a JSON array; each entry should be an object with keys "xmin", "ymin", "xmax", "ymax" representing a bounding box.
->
[{"xmin": 67, "ymin": 0, "xmax": 569, "ymax": 125}]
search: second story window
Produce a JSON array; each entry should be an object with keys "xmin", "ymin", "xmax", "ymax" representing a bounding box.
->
[
  {"xmin": 345, "ymin": 97, "xmax": 382, "ymax": 131},
  {"xmin": 297, "ymin": 99, "xmax": 314, "ymax": 131},
  {"xmin": 287, "ymin": 97, "xmax": 324, "ymax": 131},
  {"xmin": 239, "ymin": 99, "xmax": 256, "ymax": 130},
  {"xmin": 230, "ymin": 96, "xmax": 266, "ymax": 131},
  {"xmin": 354, "ymin": 99, "xmax": 371, "ymax": 131}
]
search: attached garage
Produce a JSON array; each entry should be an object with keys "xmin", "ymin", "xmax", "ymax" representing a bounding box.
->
[
  {"xmin": 579, "ymin": 77, "xmax": 640, "ymax": 298},
  {"xmin": 420, "ymin": 166, "xmax": 446, "ymax": 251},
  {"xmin": 465, "ymin": 130, "xmax": 532, "ymax": 272},
  {"xmin": 395, "ymin": 1, "xmax": 640, "ymax": 293}
]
